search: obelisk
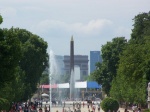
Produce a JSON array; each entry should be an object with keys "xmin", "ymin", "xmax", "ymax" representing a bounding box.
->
[
  {"xmin": 70, "ymin": 36, "xmax": 75, "ymax": 100},
  {"xmin": 70, "ymin": 36, "xmax": 74, "ymax": 72}
]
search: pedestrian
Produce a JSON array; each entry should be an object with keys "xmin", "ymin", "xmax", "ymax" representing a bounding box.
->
[
  {"xmin": 83, "ymin": 102, "xmax": 84, "ymax": 108},
  {"xmin": 39, "ymin": 108, "xmax": 42, "ymax": 112},
  {"xmin": 62, "ymin": 107, "xmax": 64, "ymax": 112},
  {"xmin": 73, "ymin": 102, "xmax": 75, "ymax": 110},
  {"xmin": 98, "ymin": 104, "xmax": 100, "ymax": 112},
  {"xmin": 138, "ymin": 108, "xmax": 141, "ymax": 112},
  {"xmin": 87, "ymin": 104, "xmax": 89, "ymax": 109},
  {"xmin": 74, "ymin": 109, "xmax": 77, "ymax": 112},
  {"xmin": 124, "ymin": 108, "xmax": 128, "ymax": 112},
  {"xmin": 44, "ymin": 105, "xmax": 48, "ymax": 112},
  {"xmin": 64, "ymin": 101, "xmax": 65, "ymax": 107},
  {"xmin": 49, "ymin": 105, "xmax": 50, "ymax": 112}
]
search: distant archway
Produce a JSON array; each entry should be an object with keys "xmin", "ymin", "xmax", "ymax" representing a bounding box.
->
[{"xmin": 64, "ymin": 55, "xmax": 89, "ymax": 81}]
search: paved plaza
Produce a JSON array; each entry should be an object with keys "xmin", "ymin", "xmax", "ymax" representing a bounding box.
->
[
  {"xmin": 40, "ymin": 101, "xmax": 132, "ymax": 112},
  {"xmin": 50, "ymin": 107, "xmax": 131, "ymax": 112}
]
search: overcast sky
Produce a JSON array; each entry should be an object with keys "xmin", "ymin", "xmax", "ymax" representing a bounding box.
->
[{"xmin": 0, "ymin": 0, "xmax": 150, "ymax": 56}]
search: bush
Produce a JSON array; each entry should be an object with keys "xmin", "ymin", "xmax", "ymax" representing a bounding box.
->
[
  {"xmin": 0, "ymin": 98, "xmax": 10, "ymax": 110},
  {"xmin": 101, "ymin": 97, "xmax": 119, "ymax": 112},
  {"xmin": 143, "ymin": 109, "xmax": 150, "ymax": 112}
]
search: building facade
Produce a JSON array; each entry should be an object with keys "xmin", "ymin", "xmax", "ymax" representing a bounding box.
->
[
  {"xmin": 64, "ymin": 55, "xmax": 89, "ymax": 81},
  {"xmin": 90, "ymin": 51, "xmax": 102, "ymax": 73},
  {"xmin": 55, "ymin": 55, "xmax": 64, "ymax": 75}
]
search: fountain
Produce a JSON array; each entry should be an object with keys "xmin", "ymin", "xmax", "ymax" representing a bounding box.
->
[
  {"xmin": 49, "ymin": 50, "xmax": 60, "ymax": 112},
  {"xmin": 49, "ymin": 50, "xmax": 60, "ymax": 80},
  {"xmin": 70, "ymin": 70, "xmax": 75, "ymax": 100},
  {"xmin": 48, "ymin": 37, "xmax": 77, "ymax": 111}
]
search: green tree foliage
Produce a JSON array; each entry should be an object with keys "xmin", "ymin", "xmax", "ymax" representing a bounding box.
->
[
  {"xmin": 110, "ymin": 12, "xmax": 150, "ymax": 105},
  {"xmin": 144, "ymin": 109, "xmax": 150, "ymax": 112},
  {"xmin": 111, "ymin": 38, "xmax": 149, "ymax": 104},
  {"xmin": 0, "ymin": 16, "xmax": 48, "ymax": 110},
  {"xmin": 101, "ymin": 97, "xmax": 119, "ymax": 112},
  {"xmin": 0, "ymin": 67, "xmax": 26, "ymax": 110},
  {"xmin": 0, "ymin": 28, "xmax": 22, "ymax": 89},
  {"xmin": 0, "ymin": 15, "xmax": 3, "ymax": 24},
  {"xmin": 0, "ymin": 24, "xmax": 22, "ymax": 110},
  {"xmin": 0, "ymin": 98, "xmax": 9, "ymax": 110},
  {"xmin": 10, "ymin": 28, "xmax": 49, "ymax": 100},
  {"xmin": 40, "ymin": 73, "xmax": 49, "ymax": 84},
  {"xmin": 131, "ymin": 11, "xmax": 150, "ymax": 43},
  {"xmin": 89, "ymin": 37, "xmax": 127, "ymax": 95},
  {"xmin": 1, "ymin": 27, "xmax": 48, "ymax": 105},
  {"xmin": 101, "ymin": 37, "xmax": 127, "ymax": 77}
]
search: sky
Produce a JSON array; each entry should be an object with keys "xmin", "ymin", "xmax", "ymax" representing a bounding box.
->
[{"xmin": 0, "ymin": 0, "xmax": 150, "ymax": 56}]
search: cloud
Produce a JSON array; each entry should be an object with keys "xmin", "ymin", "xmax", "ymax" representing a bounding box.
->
[
  {"xmin": 21, "ymin": 6, "xmax": 46, "ymax": 12},
  {"xmin": 0, "ymin": 7, "xmax": 17, "ymax": 18},
  {"xmin": 114, "ymin": 27, "xmax": 131, "ymax": 39},
  {"xmin": 70, "ymin": 19, "xmax": 113, "ymax": 34},
  {"xmin": 31, "ymin": 19, "xmax": 113, "ymax": 36}
]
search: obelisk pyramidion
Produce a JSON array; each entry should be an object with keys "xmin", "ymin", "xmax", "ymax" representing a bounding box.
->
[{"xmin": 70, "ymin": 36, "xmax": 75, "ymax": 100}]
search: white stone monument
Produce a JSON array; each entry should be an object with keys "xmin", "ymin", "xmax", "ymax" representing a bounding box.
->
[{"xmin": 148, "ymin": 82, "xmax": 150, "ymax": 109}]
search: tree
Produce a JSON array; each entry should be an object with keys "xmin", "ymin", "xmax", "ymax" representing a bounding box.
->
[
  {"xmin": 101, "ymin": 97, "xmax": 119, "ymax": 112},
  {"xmin": 0, "ymin": 28, "xmax": 22, "ymax": 89},
  {"xmin": 15, "ymin": 28, "xmax": 48, "ymax": 100},
  {"xmin": 1, "ymin": 28, "xmax": 48, "ymax": 101},
  {"xmin": 110, "ymin": 12, "xmax": 150, "ymax": 105},
  {"xmin": 111, "ymin": 43, "xmax": 148, "ymax": 104},
  {"xmin": 0, "ymin": 19, "xmax": 23, "ymax": 110},
  {"xmin": 0, "ymin": 15, "xmax": 3, "ymax": 24},
  {"xmin": 0, "ymin": 67, "xmax": 26, "ymax": 108},
  {"xmin": 0, "ymin": 16, "xmax": 48, "ymax": 110},
  {"xmin": 131, "ymin": 11, "xmax": 150, "ymax": 43},
  {"xmin": 89, "ymin": 37, "xmax": 127, "ymax": 95},
  {"xmin": 40, "ymin": 73, "xmax": 49, "ymax": 84}
]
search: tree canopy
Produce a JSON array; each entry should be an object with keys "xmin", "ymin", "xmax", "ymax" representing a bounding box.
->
[
  {"xmin": 110, "ymin": 11, "xmax": 150, "ymax": 105},
  {"xmin": 0, "ymin": 15, "xmax": 3, "ymax": 24},
  {"xmin": 89, "ymin": 12, "xmax": 150, "ymax": 106},
  {"xmin": 0, "ymin": 28, "xmax": 22, "ymax": 89},
  {"xmin": 0, "ymin": 17, "xmax": 48, "ymax": 110},
  {"xmin": 89, "ymin": 37, "xmax": 127, "ymax": 95}
]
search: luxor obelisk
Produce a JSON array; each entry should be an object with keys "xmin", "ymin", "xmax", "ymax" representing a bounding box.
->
[
  {"xmin": 70, "ymin": 36, "xmax": 74, "ymax": 72},
  {"xmin": 70, "ymin": 36, "xmax": 75, "ymax": 100}
]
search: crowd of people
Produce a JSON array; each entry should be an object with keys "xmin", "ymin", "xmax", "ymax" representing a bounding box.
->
[
  {"xmin": 1, "ymin": 100, "xmax": 143, "ymax": 112},
  {"xmin": 8, "ymin": 101, "xmax": 40, "ymax": 112},
  {"xmin": 37, "ymin": 101, "xmax": 100, "ymax": 112}
]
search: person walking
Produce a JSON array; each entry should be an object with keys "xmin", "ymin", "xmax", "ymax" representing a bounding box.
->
[
  {"xmin": 39, "ymin": 108, "xmax": 42, "ymax": 112},
  {"xmin": 98, "ymin": 104, "xmax": 100, "ymax": 112},
  {"xmin": 138, "ymin": 108, "xmax": 141, "ymax": 112},
  {"xmin": 83, "ymin": 102, "xmax": 84, "ymax": 108}
]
